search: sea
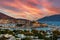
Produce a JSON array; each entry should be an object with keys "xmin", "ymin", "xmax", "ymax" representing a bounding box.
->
[{"xmin": 39, "ymin": 21, "xmax": 60, "ymax": 26}]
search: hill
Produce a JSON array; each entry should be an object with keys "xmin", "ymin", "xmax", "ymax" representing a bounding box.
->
[
  {"xmin": 38, "ymin": 14, "xmax": 60, "ymax": 21},
  {"xmin": 0, "ymin": 12, "xmax": 15, "ymax": 19}
]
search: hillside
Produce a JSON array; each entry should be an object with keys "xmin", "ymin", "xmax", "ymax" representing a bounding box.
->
[
  {"xmin": 38, "ymin": 14, "xmax": 60, "ymax": 21},
  {"xmin": 0, "ymin": 12, "xmax": 15, "ymax": 19}
]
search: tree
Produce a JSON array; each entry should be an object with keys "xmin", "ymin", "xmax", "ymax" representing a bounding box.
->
[
  {"xmin": 52, "ymin": 30, "xmax": 59, "ymax": 40},
  {"xmin": 0, "ymin": 36, "xmax": 7, "ymax": 40},
  {"xmin": 21, "ymin": 37, "xmax": 31, "ymax": 40},
  {"xmin": 31, "ymin": 30, "xmax": 38, "ymax": 36},
  {"xmin": 16, "ymin": 24, "xmax": 23, "ymax": 27}
]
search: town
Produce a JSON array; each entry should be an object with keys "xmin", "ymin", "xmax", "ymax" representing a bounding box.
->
[
  {"xmin": 0, "ymin": 18, "xmax": 48, "ymax": 28},
  {"xmin": 0, "ymin": 19, "xmax": 60, "ymax": 40}
]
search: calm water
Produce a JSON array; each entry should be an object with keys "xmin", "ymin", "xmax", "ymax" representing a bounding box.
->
[
  {"xmin": 35, "ymin": 27, "xmax": 52, "ymax": 31},
  {"xmin": 6, "ymin": 27, "xmax": 52, "ymax": 31},
  {"xmin": 39, "ymin": 21, "xmax": 60, "ymax": 26}
]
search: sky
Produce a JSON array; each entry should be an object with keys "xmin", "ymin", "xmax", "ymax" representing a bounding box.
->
[{"xmin": 0, "ymin": 0, "xmax": 60, "ymax": 20}]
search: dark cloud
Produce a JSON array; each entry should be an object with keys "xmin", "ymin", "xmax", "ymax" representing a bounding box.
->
[
  {"xmin": 19, "ymin": 0, "xmax": 37, "ymax": 6},
  {"xmin": 0, "ymin": 5, "xmax": 20, "ymax": 12},
  {"xmin": 28, "ymin": 2, "xmax": 38, "ymax": 6},
  {"xmin": 0, "ymin": 0, "xmax": 15, "ymax": 2},
  {"xmin": 52, "ymin": 0, "xmax": 60, "ymax": 8},
  {"xmin": 19, "ymin": 0, "xmax": 27, "ymax": 2},
  {"xmin": 19, "ymin": 0, "xmax": 40, "ymax": 8}
]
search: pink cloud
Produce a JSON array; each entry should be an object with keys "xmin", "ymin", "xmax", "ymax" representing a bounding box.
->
[{"xmin": 0, "ymin": 0, "xmax": 60, "ymax": 20}]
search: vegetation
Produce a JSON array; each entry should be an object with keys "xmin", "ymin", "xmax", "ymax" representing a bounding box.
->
[
  {"xmin": 0, "ymin": 29, "xmax": 60, "ymax": 40},
  {"xmin": 21, "ymin": 37, "xmax": 31, "ymax": 40}
]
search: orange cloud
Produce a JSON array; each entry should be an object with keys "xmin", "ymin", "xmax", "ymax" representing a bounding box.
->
[{"xmin": 0, "ymin": 0, "xmax": 60, "ymax": 20}]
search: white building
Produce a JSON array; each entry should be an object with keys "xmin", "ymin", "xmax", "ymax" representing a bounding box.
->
[
  {"xmin": 17, "ymin": 34, "xmax": 26, "ymax": 38},
  {"xmin": 4, "ymin": 34, "xmax": 16, "ymax": 40},
  {"xmin": 0, "ymin": 23, "xmax": 16, "ymax": 28}
]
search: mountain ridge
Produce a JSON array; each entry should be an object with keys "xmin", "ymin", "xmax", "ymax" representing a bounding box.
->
[
  {"xmin": 0, "ymin": 12, "xmax": 31, "ymax": 21},
  {"xmin": 0, "ymin": 12, "xmax": 15, "ymax": 19},
  {"xmin": 38, "ymin": 14, "xmax": 60, "ymax": 21}
]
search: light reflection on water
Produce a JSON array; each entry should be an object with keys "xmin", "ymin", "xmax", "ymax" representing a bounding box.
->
[
  {"xmin": 39, "ymin": 21, "xmax": 60, "ymax": 26},
  {"xmin": 35, "ymin": 27, "xmax": 52, "ymax": 31},
  {"xmin": 5, "ymin": 27, "xmax": 52, "ymax": 31}
]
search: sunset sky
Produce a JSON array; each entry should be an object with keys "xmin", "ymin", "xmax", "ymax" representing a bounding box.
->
[{"xmin": 0, "ymin": 0, "xmax": 60, "ymax": 20}]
